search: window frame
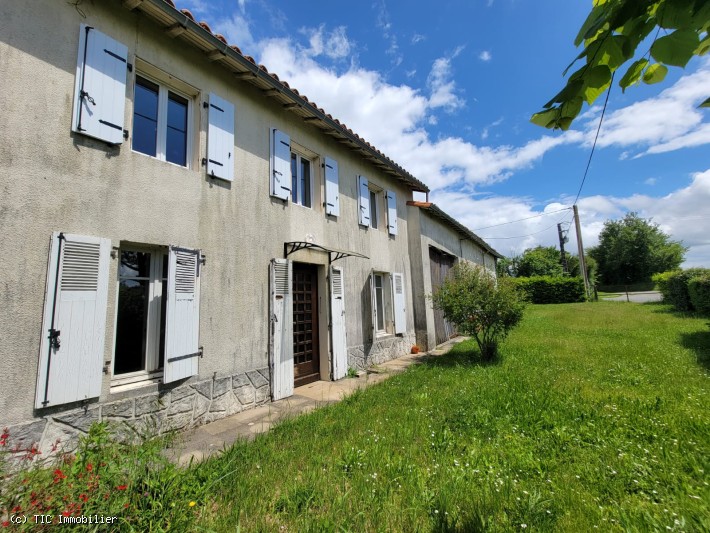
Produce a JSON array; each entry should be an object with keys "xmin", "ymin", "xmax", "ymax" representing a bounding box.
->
[
  {"xmin": 373, "ymin": 272, "xmax": 393, "ymax": 336},
  {"xmin": 290, "ymin": 151, "xmax": 314, "ymax": 208},
  {"xmin": 130, "ymin": 62, "xmax": 196, "ymax": 169},
  {"xmin": 111, "ymin": 245, "xmax": 168, "ymax": 388},
  {"xmin": 368, "ymin": 184, "xmax": 384, "ymax": 230}
]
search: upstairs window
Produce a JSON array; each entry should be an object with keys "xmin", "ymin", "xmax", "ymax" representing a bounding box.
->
[
  {"xmin": 132, "ymin": 73, "xmax": 191, "ymax": 167},
  {"xmin": 291, "ymin": 152, "xmax": 313, "ymax": 208},
  {"xmin": 369, "ymin": 189, "xmax": 379, "ymax": 229}
]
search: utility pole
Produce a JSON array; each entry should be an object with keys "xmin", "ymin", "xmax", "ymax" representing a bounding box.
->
[
  {"xmin": 573, "ymin": 204, "xmax": 590, "ymax": 298},
  {"xmin": 557, "ymin": 223, "xmax": 569, "ymax": 275}
]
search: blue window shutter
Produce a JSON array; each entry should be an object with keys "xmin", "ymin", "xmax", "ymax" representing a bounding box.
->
[
  {"xmin": 358, "ymin": 175, "xmax": 370, "ymax": 226},
  {"xmin": 207, "ymin": 93, "xmax": 235, "ymax": 181},
  {"xmin": 386, "ymin": 190, "xmax": 398, "ymax": 235},
  {"xmin": 271, "ymin": 129, "xmax": 291, "ymax": 200},
  {"xmin": 324, "ymin": 157, "xmax": 340, "ymax": 216},
  {"xmin": 72, "ymin": 25, "xmax": 128, "ymax": 145}
]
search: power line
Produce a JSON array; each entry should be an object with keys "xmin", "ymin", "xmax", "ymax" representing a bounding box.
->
[
  {"xmin": 481, "ymin": 220, "xmax": 562, "ymax": 240},
  {"xmin": 471, "ymin": 206, "xmax": 572, "ymax": 231},
  {"xmin": 573, "ymin": 71, "xmax": 615, "ymax": 205}
]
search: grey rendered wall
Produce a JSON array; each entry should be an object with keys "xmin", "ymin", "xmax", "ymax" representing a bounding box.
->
[{"xmin": 0, "ymin": 0, "xmax": 416, "ymax": 445}]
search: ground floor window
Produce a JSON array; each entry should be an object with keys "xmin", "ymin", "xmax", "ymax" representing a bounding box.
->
[
  {"xmin": 114, "ymin": 248, "xmax": 167, "ymax": 379},
  {"xmin": 373, "ymin": 272, "xmax": 394, "ymax": 335}
]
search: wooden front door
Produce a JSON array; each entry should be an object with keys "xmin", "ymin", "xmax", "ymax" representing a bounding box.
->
[
  {"xmin": 429, "ymin": 247, "xmax": 457, "ymax": 346},
  {"xmin": 293, "ymin": 264, "xmax": 320, "ymax": 387}
]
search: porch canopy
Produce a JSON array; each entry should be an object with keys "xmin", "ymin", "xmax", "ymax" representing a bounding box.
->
[{"xmin": 284, "ymin": 242, "xmax": 369, "ymax": 264}]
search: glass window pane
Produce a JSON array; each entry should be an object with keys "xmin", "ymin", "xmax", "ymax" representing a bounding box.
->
[
  {"xmin": 134, "ymin": 78, "xmax": 159, "ymax": 120},
  {"xmin": 158, "ymin": 278, "xmax": 167, "ymax": 370},
  {"xmin": 132, "ymin": 114, "xmax": 158, "ymax": 157},
  {"xmin": 119, "ymin": 251, "xmax": 151, "ymax": 278},
  {"xmin": 376, "ymin": 285, "xmax": 385, "ymax": 331},
  {"xmin": 370, "ymin": 191, "xmax": 378, "ymax": 229},
  {"xmin": 166, "ymin": 127, "xmax": 187, "ymax": 166},
  {"xmin": 301, "ymin": 159, "xmax": 311, "ymax": 208},
  {"xmin": 291, "ymin": 153, "xmax": 298, "ymax": 204},
  {"xmin": 114, "ymin": 279, "xmax": 149, "ymax": 375},
  {"xmin": 167, "ymin": 94, "xmax": 187, "ymax": 131}
]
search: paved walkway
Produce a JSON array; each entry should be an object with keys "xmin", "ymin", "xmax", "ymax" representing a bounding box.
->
[{"xmin": 170, "ymin": 338, "xmax": 464, "ymax": 465}]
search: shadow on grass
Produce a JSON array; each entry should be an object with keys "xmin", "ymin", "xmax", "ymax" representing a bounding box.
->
[
  {"xmin": 423, "ymin": 344, "xmax": 502, "ymax": 369},
  {"xmin": 679, "ymin": 327, "xmax": 710, "ymax": 371}
]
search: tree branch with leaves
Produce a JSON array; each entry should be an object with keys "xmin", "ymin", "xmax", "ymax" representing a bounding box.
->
[{"xmin": 532, "ymin": 0, "xmax": 709, "ymax": 130}]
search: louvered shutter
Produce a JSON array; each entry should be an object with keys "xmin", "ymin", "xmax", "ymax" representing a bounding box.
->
[
  {"xmin": 271, "ymin": 129, "xmax": 291, "ymax": 200},
  {"xmin": 324, "ymin": 157, "xmax": 340, "ymax": 216},
  {"xmin": 369, "ymin": 270, "xmax": 377, "ymax": 341},
  {"xmin": 358, "ymin": 176, "xmax": 370, "ymax": 226},
  {"xmin": 164, "ymin": 246, "xmax": 201, "ymax": 383},
  {"xmin": 35, "ymin": 233, "xmax": 110, "ymax": 409},
  {"xmin": 330, "ymin": 266, "xmax": 348, "ymax": 380},
  {"xmin": 392, "ymin": 272, "xmax": 406, "ymax": 334},
  {"xmin": 207, "ymin": 93, "xmax": 235, "ymax": 181},
  {"xmin": 72, "ymin": 25, "xmax": 128, "ymax": 145},
  {"xmin": 270, "ymin": 258, "xmax": 293, "ymax": 399},
  {"xmin": 386, "ymin": 190, "xmax": 398, "ymax": 235}
]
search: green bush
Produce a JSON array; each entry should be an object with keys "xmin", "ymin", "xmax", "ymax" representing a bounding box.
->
[
  {"xmin": 431, "ymin": 263, "xmax": 526, "ymax": 361},
  {"xmin": 513, "ymin": 276, "xmax": 586, "ymax": 304},
  {"xmin": 651, "ymin": 270, "xmax": 676, "ymax": 298},
  {"xmin": 655, "ymin": 268, "xmax": 710, "ymax": 311},
  {"xmin": 688, "ymin": 275, "xmax": 710, "ymax": 314}
]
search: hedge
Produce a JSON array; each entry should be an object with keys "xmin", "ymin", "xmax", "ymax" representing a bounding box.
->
[
  {"xmin": 513, "ymin": 276, "xmax": 586, "ymax": 304},
  {"xmin": 653, "ymin": 268, "xmax": 710, "ymax": 312},
  {"xmin": 688, "ymin": 275, "xmax": 710, "ymax": 314}
]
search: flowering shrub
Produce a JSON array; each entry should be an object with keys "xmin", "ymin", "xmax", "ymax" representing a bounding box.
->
[{"xmin": 1, "ymin": 423, "xmax": 205, "ymax": 530}]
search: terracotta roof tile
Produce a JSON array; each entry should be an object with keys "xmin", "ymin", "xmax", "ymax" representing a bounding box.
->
[
  {"xmin": 215, "ymin": 33, "xmax": 227, "ymax": 44},
  {"xmin": 164, "ymin": 0, "xmax": 176, "ymax": 7},
  {"xmin": 229, "ymin": 45, "xmax": 242, "ymax": 54},
  {"xmin": 198, "ymin": 21, "xmax": 212, "ymax": 32},
  {"xmin": 180, "ymin": 9, "xmax": 194, "ymax": 21}
]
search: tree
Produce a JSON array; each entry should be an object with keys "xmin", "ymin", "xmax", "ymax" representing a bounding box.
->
[
  {"xmin": 588, "ymin": 212, "xmax": 686, "ymax": 285},
  {"xmin": 516, "ymin": 246, "xmax": 565, "ymax": 277},
  {"xmin": 431, "ymin": 262, "xmax": 526, "ymax": 361},
  {"xmin": 532, "ymin": 0, "xmax": 710, "ymax": 130}
]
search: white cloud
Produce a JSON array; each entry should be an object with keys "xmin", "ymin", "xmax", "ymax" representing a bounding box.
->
[
  {"xmin": 479, "ymin": 50, "xmax": 492, "ymax": 62},
  {"xmin": 427, "ymin": 47, "xmax": 465, "ymax": 112},
  {"xmin": 411, "ymin": 34, "xmax": 425, "ymax": 45},
  {"xmin": 302, "ymin": 25, "xmax": 352, "ymax": 59},
  {"xmin": 212, "ymin": 13, "xmax": 256, "ymax": 55},
  {"xmin": 580, "ymin": 58, "xmax": 710, "ymax": 155},
  {"xmin": 644, "ymin": 177, "xmax": 657, "ymax": 186}
]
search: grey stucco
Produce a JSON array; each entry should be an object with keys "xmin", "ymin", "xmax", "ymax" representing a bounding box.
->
[{"xmin": 0, "ymin": 0, "xmax": 418, "ymax": 437}]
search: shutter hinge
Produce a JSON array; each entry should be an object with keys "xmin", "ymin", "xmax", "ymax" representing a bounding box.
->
[
  {"xmin": 201, "ymin": 157, "xmax": 207, "ymax": 167},
  {"xmin": 127, "ymin": 62, "xmax": 133, "ymax": 72},
  {"xmin": 48, "ymin": 328, "xmax": 61, "ymax": 350},
  {"xmin": 199, "ymin": 346, "xmax": 204, "ymax": 358},
  {"xmin": 203, "ymin": 102, "xmax": 209, "ymax": 109},
  {"xmin": 200, "ymin": 254, "xmax": 206, "ymax": 266},
  {"xmin": 123, "ymin": 129, "xmax": 129, "ymax": 140}
]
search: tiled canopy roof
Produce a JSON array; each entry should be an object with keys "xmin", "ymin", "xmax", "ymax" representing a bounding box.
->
[
  {"xmin": 121, "ymin": 0, "xmax": 429, "ymax": 193},
  {"xmin": 407, "ymin": 201, "xmax": 503, "ymax": 259}
]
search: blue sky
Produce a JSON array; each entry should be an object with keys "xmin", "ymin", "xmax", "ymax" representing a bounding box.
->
[{"xmin": 183, "ymin": 0, "xmax": 709, "ymax": 266}]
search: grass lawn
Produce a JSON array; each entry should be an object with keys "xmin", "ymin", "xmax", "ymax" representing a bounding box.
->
[
  {"xmin": 192, "ymin": 302, "xmax": 709, "ymax": 532},
  {"xmin": 2, "ymin": 302, "xmax": 708, "ymax": 531}
]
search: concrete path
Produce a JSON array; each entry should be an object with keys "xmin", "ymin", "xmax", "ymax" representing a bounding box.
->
[
  {"xmin": 169, "ymin": 338, "xmax": 464, "ymax": 465},
  {"xmin": 602, "ymin": 291, "xmax": 662, "ymax": 303}
]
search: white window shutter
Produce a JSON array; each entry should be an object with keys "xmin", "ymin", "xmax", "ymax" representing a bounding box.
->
[
  {"xmin": 386, "ymin": 190, "xmax": 398, "ymax": 235},
  {"xmin": 358, "ymin": 175, "xmax": 370, "ymax": 226},
  {"xmin": 330, "ymin": 266, "xmax": 348, "ymax": 380},
  {"xmin": 207, "ymin": 93, "xmax": 235, "ymax": 181},
  {"xmin": 270, "ymin": 259, "xmax": 293, "ymax": 399},
  {"xmin": 392, "ymin": 272, "xmax": 406, "ymax": 334},
  {"xmin": 271, "ymin": 129, "xmax": 291, "ymax": 200},
  {"xmin": 324, "ymin": 157, "xmax": 340, "ymax": 217},
  {"xmin": 72, "ymin": 24, "xmax": 128, "ymax": 145},
  {"xmin": 35, "ymin": 233, "xmax": 111, "ymax": 409},
  {"xmin": 164, "ymin": 246, "xmax": 201, "ymax": 384}
]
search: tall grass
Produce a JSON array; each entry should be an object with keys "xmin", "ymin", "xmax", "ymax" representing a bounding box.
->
[{"xmin": 2, "ymin": 302, "xmax": 708, "ymax": 531}]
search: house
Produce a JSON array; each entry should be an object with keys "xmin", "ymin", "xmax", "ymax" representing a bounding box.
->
[
  {"xmin": 407, "ymin": 202, "xmax": 502, "ymax": 351},
  {"xmin": 0, "ymin": 0, "xmax": 498, "ymax": 453}
]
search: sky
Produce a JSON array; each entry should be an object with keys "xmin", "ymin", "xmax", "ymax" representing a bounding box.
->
[{"xmin": 182, "ymin": 0, "xmax": 709, "ymax": 267}]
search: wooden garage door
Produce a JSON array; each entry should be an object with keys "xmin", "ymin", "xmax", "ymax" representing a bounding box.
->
[{"xmin": 429, "ymin": 247, "xmax": 457, "ymax": 346}]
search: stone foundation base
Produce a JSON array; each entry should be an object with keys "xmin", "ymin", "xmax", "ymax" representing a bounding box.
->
[
  {"xmin": 347, "ymin": 333, "xmax": 416, "ymax": 371},
  {"xmin": 2, "ymin": 368, "xmax": 271, "ymax": 460}
]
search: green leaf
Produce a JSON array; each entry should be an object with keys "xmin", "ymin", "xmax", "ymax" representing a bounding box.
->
[
  {"xmin": 575, "ymin": 4, "xmax": 609, "ymax": 46},
  {"xmin": 700, "ymin": 97, "xmax": 710, "ymax": 108},
  {"xmin": 657, "ymin": 0, "xmax": 695, "ymax": 30},
  {"xmin": 582, "ymin": 65, "xmax": 612, "ymax": 104},
  {"xmin": 642, "ymin": 63, "xmax": 668, "ymax": 84},
  {"xmin": 560, "ymin": 97, "xmax": 584, "ymax": 121},
  {"xmin": 530, "ymin": 108, "xmax": 560, "ymax": 129},
  {"xmin": 696, "ymin": 34, "xmax": 710, "ymax": 55},
  {"xmin": 544, "ymin": 79, "xmax": 584, "ymax": 108},
  {"xmin": 650, "ymin": 29, "xmax": 701, "ymax": 67},
  {"xmin": 619, "ymin": 58, "xmax": 649, "ymax": 92}
]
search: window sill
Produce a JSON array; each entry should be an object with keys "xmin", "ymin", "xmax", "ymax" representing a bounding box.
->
[
  {"xmin": 110, "ymin": 371, "xmax": 163, "ymax": 394},
  {"xmin": 130, "ymin": 149, "xmax": 192, "ymax": 172}
]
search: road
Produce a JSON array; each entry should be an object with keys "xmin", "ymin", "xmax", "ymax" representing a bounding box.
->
[{"xmin": 602, "ymin": 291, "xmax": 663, "ymax": 303}]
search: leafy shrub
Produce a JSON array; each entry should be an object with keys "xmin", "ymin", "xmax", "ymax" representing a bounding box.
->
[
  {"xmin": 512, "ymin": 276, "xmax": 586, "ymax": 304},
  {"xmin": 431, "ymin": 263, "xmax": 526, "ymax": 361},
  {"xmin": 651, "ymin": 270, "xmax": 677, "ymax": 298},
  {"xmin": 655, "ymin": 268, "xmax": 710, "ymax": 311},
  {"xmin": 0, "ymin": 422, "xmax": 205, "ymax": 530},
  {"xmin": 688, "ymin": 275, "xmax": 710, "ymax": 315}
]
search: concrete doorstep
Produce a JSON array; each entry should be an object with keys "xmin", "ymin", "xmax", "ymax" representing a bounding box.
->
[{"xmin": 169, "ymin": 338, "xmax": 464, "ymax": 466}]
